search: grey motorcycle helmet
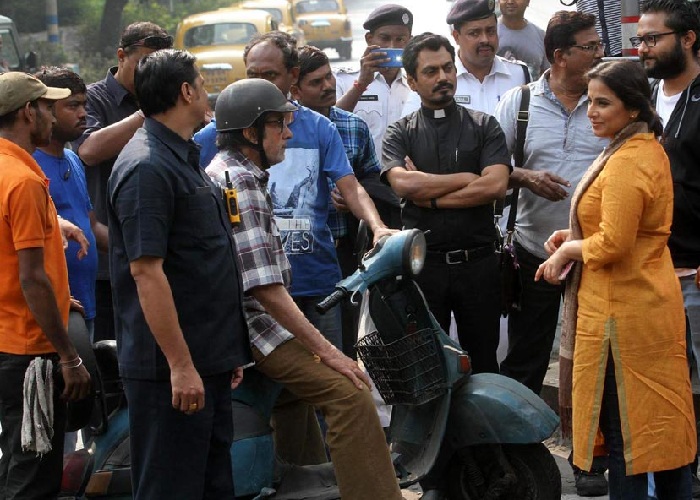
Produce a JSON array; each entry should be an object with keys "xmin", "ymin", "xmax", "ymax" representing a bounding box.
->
[{"xmin": 215, "ymin": 79, "xmax": 297, "ymax": 132}]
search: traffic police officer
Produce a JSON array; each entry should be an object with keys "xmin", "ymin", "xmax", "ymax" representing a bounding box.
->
[
  {"xmin": 335, "ymin": 4, "xmax": 414, "ymax": 160},
  {"xmin": 402, "ymin": 0, "xmax": 529, "ymax": 116}
]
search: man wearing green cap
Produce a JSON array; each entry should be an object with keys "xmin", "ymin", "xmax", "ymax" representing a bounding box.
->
[{"xmin": 0, "ymin": 72, "xmax": 92, "ymax": 499}]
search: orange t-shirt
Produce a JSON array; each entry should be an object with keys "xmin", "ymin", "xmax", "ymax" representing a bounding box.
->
[{"xmin": 0, "ymin": 137, "xmax": 70, "ymax": 354}]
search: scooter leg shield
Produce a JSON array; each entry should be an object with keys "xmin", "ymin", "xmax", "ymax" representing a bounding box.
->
[{"xmin": 448, "ymin": 373, "xmax": 559, "ymax": 446}]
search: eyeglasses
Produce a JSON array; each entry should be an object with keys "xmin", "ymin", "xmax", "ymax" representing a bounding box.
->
[
  {"xmin": 121, "ymin": 35, "xmax": 173, "ymax": 50},
  {"xmin": 263, "ymin": 117, "xmax": 293, "ymax": 133},
  {"xmin": 570, "ymin": 41, "xmax": 606, "ymax": 53},
  {"xmin": 629, "ymin": 31, "xmax": 680, "ymax": 48}
]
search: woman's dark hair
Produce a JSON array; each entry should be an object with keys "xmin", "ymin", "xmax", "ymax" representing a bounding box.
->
[
  {"xmin": 134, "ymin": 49, "xmax": 198, "ymax": 116},
  {"xmin": 34, "ymin": 66, "xmax": 86, "ymax": 95},
  {"xmin": 587, "ymin": 60, "xmax": 664, "ymax": 137},
  {"xmin": 641, "ymin": 0, "xmax": 700, "ymax": 54},
  {"xmin": 544, "ymin": 11, "xmax": 597, "ymax": 64},
  {"xmin": 402, "ymin": 32, "xmax": 455, "ymax": 79}
]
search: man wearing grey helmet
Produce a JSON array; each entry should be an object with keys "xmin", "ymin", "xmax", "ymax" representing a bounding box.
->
[{"xmin": 205, "ymin": 79, "xmax": 402, "ymax": 500}]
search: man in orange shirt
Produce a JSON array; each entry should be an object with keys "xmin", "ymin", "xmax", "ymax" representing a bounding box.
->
[{"xmin": 0, "ymin": 72, "xmax": 91, "ymax": 499}]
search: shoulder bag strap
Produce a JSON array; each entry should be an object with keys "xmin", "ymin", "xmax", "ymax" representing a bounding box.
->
[{"xmin": 506, "ymin": 84, "xmax": 530, "ymax": 232}]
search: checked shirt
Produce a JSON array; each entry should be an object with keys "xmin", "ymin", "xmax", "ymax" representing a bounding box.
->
[
  {"xmin": 206, "ymin": 149, "xmax": 293, "ymax": 356},
  {"xmin": 327, "ymin": 106, "xmax": 380, "ymax": 238}
]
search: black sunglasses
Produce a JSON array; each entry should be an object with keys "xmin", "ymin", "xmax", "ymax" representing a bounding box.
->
[{"xmin": 122, "ymin": 35, "xmax": 173, "ymax": 50}]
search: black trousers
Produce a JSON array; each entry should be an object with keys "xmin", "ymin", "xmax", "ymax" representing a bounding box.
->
[
  {"xmin": 94, "ymin": 279, "xmax": 115, "ymax": 342},
  {"xmin": 0, "ymin": 353, "xmax": 66, "ymax": 500},
  {"xmin": 123, "ymin": 372, "xmax": 234, "ymax": 500},
  {"xmin": 500, "ymin": 243, "xmax": 565, "ymax": 394},
  {"xmin": 415, "ymin": 252, "xmax": 500, "ymax": 374}
]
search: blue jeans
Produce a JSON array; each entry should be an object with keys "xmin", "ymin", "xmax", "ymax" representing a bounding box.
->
[
  {"xmin": 293, "ymin": 295, "xmax": 342, "ymax": 350},
  {"xmin": 599, "ymin": 354, "xmax": 692, "ymax": 500}
]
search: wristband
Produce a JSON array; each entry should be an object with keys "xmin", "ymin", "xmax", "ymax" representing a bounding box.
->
[
  {"xmin": 353, "ymin": 80, "xmax": 368, "ymax": 93},
  {"xmin": 431, "ymin": 198, "xmax": 438, "ymax": 209}
]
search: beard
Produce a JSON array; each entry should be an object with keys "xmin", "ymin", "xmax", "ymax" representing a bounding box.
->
[
  {"xmin": 30, "ymin": 109, "xmax": 52, "ymax": 147},
  {"xmin": 642, "ymin": 37, "xmax": 687, "ymax": 79}
]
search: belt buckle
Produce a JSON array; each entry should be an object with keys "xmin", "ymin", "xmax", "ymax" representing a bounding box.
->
[{"xmin": 445, "ymin": 250, "xmax": 467, "ymax": 264}]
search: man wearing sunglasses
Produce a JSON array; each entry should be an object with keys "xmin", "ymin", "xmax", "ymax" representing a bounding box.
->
[
  {"xmin": 638, "ymin": 1, "xmax": 700, "ymax": 494},
  {"xmin": 73, "ymin": 22, "xmax": 171, "ymax": 344}
]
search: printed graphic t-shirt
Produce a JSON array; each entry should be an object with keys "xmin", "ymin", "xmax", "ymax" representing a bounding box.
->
[{"xmin": 268, "ymin": 105, "xmax": 352, "ymax": 296}]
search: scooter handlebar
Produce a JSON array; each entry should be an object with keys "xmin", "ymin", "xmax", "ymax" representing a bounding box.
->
[{"xmin": 316, "ymin": 289, "xmax": 348, "ymax": 314}]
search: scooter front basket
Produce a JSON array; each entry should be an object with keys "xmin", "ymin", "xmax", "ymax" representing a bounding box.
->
[{"xmin": 356, "ymin": 328, "xmax": 447, "ymax": 406}]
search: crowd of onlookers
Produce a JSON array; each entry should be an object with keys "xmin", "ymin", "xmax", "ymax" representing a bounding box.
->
[{"xmin": 1, "ymin": 0, "xmax": 700, "ymax": 499}]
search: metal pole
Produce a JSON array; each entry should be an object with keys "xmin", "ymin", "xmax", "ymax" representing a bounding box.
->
[
  {"xmin": 46, "ymin": 0, "xmax": 59, "ymax": 44},
  {"xmin": 621, "ymin": 0, "xmax": 640, "ymax": 57}
]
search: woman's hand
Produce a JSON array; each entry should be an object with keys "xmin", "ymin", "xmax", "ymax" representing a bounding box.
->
[
  {"xmin": 544, "ymin": 229, "xmax": 571, "ymax": 256},
  {"xmin": 535, "ymin": 250, "xmax": 569, "ymax": 285}
]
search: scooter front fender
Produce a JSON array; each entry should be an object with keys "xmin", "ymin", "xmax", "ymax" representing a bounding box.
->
[{"xmin": 448, "ymin": 373, "xmax": 559, "ymax": 446}]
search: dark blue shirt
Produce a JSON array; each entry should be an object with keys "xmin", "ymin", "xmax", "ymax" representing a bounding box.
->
[
  {"xmin": 74, "ymin": 67, "xmax": 139, "ymax": 280},
  {"xmin": 108, "ymin": 118, "xmax": 251, "ymax": 380},
  {"xmin": 33, "ymin": 148, "xmax": 98, "ymax": 320}
]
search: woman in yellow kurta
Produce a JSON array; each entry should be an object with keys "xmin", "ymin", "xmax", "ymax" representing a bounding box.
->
[{"xmin": 537, "ymin": 60, "xmax": 696, "ymax": 499}]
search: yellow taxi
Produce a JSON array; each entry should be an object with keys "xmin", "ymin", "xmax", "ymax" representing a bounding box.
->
[
  {"xmin": 292, "ymin": 0, "xmax": 352, "ymax": 60},
  {"xmin": 238, "ymin": 0, "xmax": 306, "ymax": 46},
  {"xmin": 175, "ymin": 8, "xmax": 278, "ymax": 99}
]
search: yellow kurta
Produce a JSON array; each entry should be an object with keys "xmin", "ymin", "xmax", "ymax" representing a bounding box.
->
[{"xmin": 571, "ymin": 133, "xmax": 696, "ymax": 475}]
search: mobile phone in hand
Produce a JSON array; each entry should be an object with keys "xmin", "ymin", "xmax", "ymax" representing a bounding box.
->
[{"xmin": 371, "ymin": 48, "xmax": 403, "ymax": 68}]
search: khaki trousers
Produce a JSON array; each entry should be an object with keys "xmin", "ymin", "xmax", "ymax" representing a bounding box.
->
[{"xmin": 253, "ymin": 339, "xmax": 402, "ymax": 500}]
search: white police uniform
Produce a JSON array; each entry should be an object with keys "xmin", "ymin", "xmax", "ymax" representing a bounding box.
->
[
  {"xmin": 401, "ymin": 54, "xmax": 528, "ymax": 117},
  {"xmin": 335, "ymin": 67, "xmax": 413, "ymax": 159}
]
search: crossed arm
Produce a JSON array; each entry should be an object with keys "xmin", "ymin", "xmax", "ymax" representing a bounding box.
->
[{"xmin": 385, "ymin": 157, "xmax": 510, "ymax": 209}]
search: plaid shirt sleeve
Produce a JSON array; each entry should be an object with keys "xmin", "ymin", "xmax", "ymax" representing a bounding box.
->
[
  {"xmin": 219, "ymin": 168, "xmax": 285, "ymax": 292},
  {"xmin": 206, "ymin": 153, "xmax": 294, "ymax": 356}
]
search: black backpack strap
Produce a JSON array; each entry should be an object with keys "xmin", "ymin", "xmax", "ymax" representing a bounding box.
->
[{"xmin": 506, "ymin": 84, "xmax": 530, "ymax": 232}]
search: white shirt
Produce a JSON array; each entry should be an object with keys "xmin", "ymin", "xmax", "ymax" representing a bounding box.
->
[
  {"xmin": 656, "ymin": 79, "xmax": 683, "ymax": 129},
  {"xmin": 401, "ymin": 54, "xmax": 528, "ymax": 116},
  {"xmin": 335, "ymin": 68, "xmax": 413, "ymax": 160}
]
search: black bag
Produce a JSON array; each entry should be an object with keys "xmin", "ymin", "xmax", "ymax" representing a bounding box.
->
[{"xmin": 498, "ymin": 85, "xmax": 530, "ymax": 317}]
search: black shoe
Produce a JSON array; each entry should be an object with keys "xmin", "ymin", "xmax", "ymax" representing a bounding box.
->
[{"xmin": 574, "ymin": 469, "xmax": 609, "ymax": 497}]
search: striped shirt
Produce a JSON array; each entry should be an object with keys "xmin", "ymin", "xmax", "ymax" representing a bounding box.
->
[
  {"xmin": 575, "ymin": 0, "xmax": 623, "ymax": 56},
  {"xmin": 206, "ymin": 149, "xmax": 294, "ymax": 356}
]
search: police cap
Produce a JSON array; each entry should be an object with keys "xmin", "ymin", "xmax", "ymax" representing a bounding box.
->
[
  {"xmin": 446, "ymin": 0, "xmax": 496, "ymax": 26},
  {"xmin": 363, "ymin": 4, "xmax": 413, "ymax": 32}
]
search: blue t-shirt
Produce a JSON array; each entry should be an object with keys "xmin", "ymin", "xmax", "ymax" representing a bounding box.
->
[
  {"xmin": 33, "ymin": 149, "xmax": 97, "ymax": 320},
  {"xmin": 195, "ymin": 105, "xmax": 353, "ymax": 296}
]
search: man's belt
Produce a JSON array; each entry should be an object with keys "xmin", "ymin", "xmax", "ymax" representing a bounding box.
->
[{"xmin": 426, "ymin": 243, "xmax": 496, "ymax": 265}]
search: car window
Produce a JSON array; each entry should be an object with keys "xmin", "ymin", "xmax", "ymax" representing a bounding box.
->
[
  {"xmin": 296, "ymin": 0, "xmax": 339, "ymax": 14},
  {"xmin": 184, "ymin": 22, "xmax": 258, "ymax": 47},
  {"xmin": 254, "ymin": 8, "xmax": 283, "ymax": 23},
  {"xmin": 0, "ymin": 29, "xmax": 21, "ymax": 70}
]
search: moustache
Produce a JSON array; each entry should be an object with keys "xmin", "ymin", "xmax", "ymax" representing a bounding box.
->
[
  {"xmin": 321, "ymin": 90, "xmax": 336, "ymax": 99},
  {"xmin": 433, "ymin": 82, "xmax": 454, "ymax": 92},
  {"xmin": 477, "ymin": 44, "xmax": 494, "ymax": 51}
]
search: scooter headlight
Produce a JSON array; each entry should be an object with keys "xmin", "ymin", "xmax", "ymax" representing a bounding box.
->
[{"xmin": 402, "ymin": 230, "xmax": 426, "ymax": 276}]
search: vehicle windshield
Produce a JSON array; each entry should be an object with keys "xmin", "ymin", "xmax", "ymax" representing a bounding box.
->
[
  {"xmin": 0, "ymin": 29, "xmax": 21, "ymax": 72},
  {"xmin": 295, "ymin": 0, "xmax": 339, "ymax": 14},
  {"xmin": 183, "ymin": 22, "xmax": 258, "ymax": 48},
  {"xmin": 250, "ymin": 8, "xmax": 283, "ymax": 24}
]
